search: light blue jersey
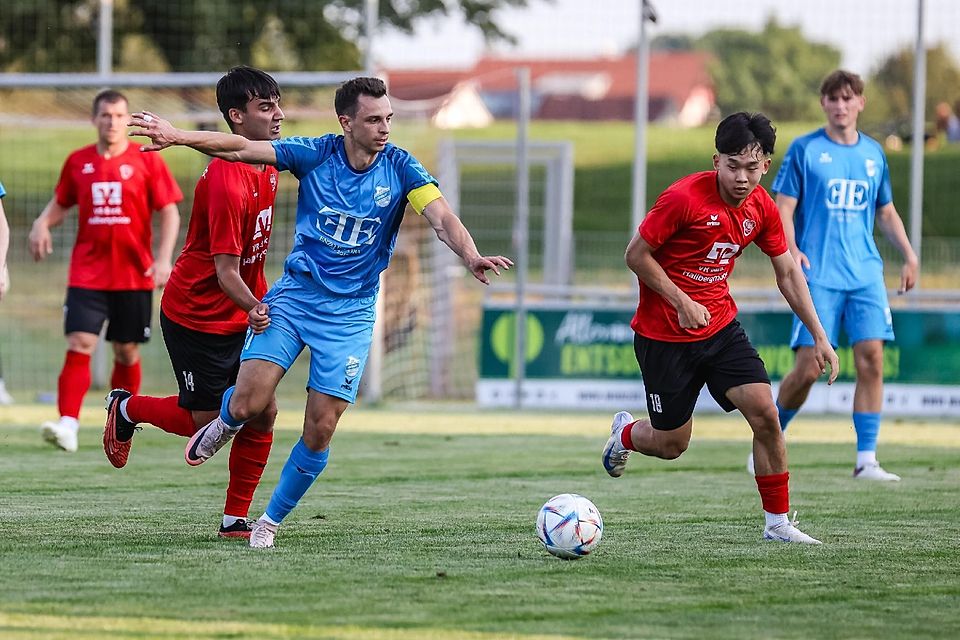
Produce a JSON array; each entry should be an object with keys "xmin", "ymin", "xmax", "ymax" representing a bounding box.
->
[
  {"xmin": 771, "ymin": 128, "xmax": 892, "ymax": 289},
  {"xmin": 0, "ymin": 181, "xmax": 5, "ymax": 198},
  {"xmin": 271, "ymin": 134, "xmax": 437, "ymax": 297}
]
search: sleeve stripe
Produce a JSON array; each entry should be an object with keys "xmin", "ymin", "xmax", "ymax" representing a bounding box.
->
[{"xmin": 407, "ymin": 183, "xmax": 442, "ymax": 214}]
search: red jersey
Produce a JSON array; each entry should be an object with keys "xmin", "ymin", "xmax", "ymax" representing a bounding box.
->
[
  {"xmin": 54, "ymin": 143, "xmax": 183, "ymax": 290},
  {"xmin": 161, "ymin": 159, "xmax": 278, "ymax": 335},
  {"xmin": 632, "ymin": 171, "xmax": 788, "ymax": 342}
]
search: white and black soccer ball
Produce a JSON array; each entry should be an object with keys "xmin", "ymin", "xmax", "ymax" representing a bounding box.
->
[{"xmin": 536, "ymin": 493, "xmax": 603, "ymax": 559}]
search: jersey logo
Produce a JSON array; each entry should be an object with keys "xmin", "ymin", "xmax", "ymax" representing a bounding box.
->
[
  {"xmin": 92, "ymin": 181, "xmax": 122, "ymax": 206},
  {"xmin": 707, "ymin": 213, "xmax": 720, "ymax": 227},
  {"xmin": 317, "ymin": 205, "xmax": 381, "ymax": 248},
  {"xmin": 119, "ymin": 164, "xmax": 134, "ymax": 180},
  {"xmin": 82, "ymin": 162, "xmax": 95, "ymax": 174},
  {"xmin": 252, "ymin": 206, "xmax": 273, "ymax": 241},
  {"xmin": 826, "ymin": 179, "xmax": 869, "ymax": 211},
  {"xmin": 742, "ymin": 219, "xmax": 756, "ymax": 236},
  {"xmin": 341, "ymin": 355, "xmax": 361, "ymax": 391},
  {"xmin": 819, "ymin": 152, "xmax": 832, "ymax": 163},
  {"xmin": 705, "ymin": 241, "xmax": 741, "ymax": 265},
  {"xmin": 865, "ymin": 158, "xmax": 877, "ymax": 177},
  {"xmin": 269, "ymin": 173, "xmax": 277, "ymax": 192},
  {"xmin": 374, "ymin": 185, "xmax": 391, "ymax": 208}
]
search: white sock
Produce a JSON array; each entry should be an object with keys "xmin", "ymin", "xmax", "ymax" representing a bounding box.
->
[
  {"xmin": 856, "ymin": 450, "xmax": 878, "ymax": 468},
  {"xmin": 59, "ymin": 416, "xmax": 80, "ymax": 432},
  {"xmin": 222, "ymin": 514, "xmax": 245, "ymax": 527},
  {"xmin": 119, "ymin": 397, "xmax": 135, "ymax": 423},
  {"xmin": 764, "ymin": 511, "xmax": 789, "ymax": 528},
  {"xmin": 259, "ymin": 513, "xmax": 280, "ymax": 526}
]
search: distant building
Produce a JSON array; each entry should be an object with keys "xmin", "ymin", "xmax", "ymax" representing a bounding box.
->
[{"xmin": 383, "ymin": 51, "xmax": 715, "ymax": 128}]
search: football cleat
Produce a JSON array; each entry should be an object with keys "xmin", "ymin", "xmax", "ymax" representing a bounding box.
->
[
  {"xmin": 763, "ymin": 511, "xmax": 822, "ymax": 545},
  {"xmin": 103, "ymin": 388, "xmax": 139, "ymax": 469},
  {"xmin": 601, "ymin": 411, "xmax": 634, "ymax": 478},
  {"xmin": 249, "ymin": 519, "xmax": 279, "ymax": 549},
  {"xmin": 185, "ymin": 417, "xmax": 238, "ymax": 466},
  {"xmin": 40, "ymin": 420, "xmax": 78, "ymax": 453},
  {"xmin": 853, "ymin": 463, "xmax": 901, "ymax": 482},
  {"xmin": 219, "ymin": 518, "xmax": 254, "ymax": 539}
]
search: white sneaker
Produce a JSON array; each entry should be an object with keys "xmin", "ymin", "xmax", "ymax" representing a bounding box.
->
[
  {"xmin": 184, "ymin": 417, "xmax": 239, "ymax": 466},
  {"xmin": 40, "ymin": 420, "xmax": 78, "ymax": 452},
  {"xmin": 763, "ymin": 512, "xmax": 822, "ymax": 545},
  {"xmin": 746, "ymin": 452, "xmax": 755, "ymax": 476},
  {"xmin": 249, "ymin": 519, "xmax": 279, "ymax": 549},
  {"xmin": 853, "ymin": 462, "xmax": 901, "ymax": 481},
  {"xmin": 0, "ymin": 382, "xmax": 14, "ymax": 405},
  {"xmin": 601, "ymin": 411, "xmax": 634, "ymax": 477}
]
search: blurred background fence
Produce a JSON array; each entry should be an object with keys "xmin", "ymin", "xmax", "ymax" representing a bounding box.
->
[{"xmin": 1, "ymin": 0, "xmax": 958, "ymax": 405}]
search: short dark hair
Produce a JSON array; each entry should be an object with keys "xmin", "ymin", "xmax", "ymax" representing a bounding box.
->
[
  {"xmin": 335, "ymin": 76, "xmax": 387, "ymax": 117},
  {"xmin": 820, "ymin": 69, "xmax": 864, "ymax": 97},
  {"xmin": 92, "ymin": 89, "xmax": 127, "ymax": 117},
  {"xmin": 715, "ymin": 112, "xmax": 776, "ymax": 157},
  {"xmin": 216, "ymin": 66, "xmax": 281, "ymax": 132}
]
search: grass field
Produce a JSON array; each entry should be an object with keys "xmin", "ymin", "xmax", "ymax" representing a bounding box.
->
[{"xmin": 1, "ymin": 403, "xmax": 959, "ymax": 639}]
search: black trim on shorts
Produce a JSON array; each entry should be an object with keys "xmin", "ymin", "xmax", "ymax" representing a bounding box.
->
[
  {"xmin": 634, "ymin": 320, "xmax": 771, "ymax": 431},
  {"xmin": 160, "ymin": 310, "xmax": 245, "ymax": 412},
  {"xmin": 64, "ymin": 287, "xmax": 153, "ymax": 343}
]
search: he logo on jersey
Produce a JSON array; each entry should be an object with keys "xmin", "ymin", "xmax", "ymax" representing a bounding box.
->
[
  {"xmin": 705, "ymin": 241, "xmax": 741, "ymax": 265},
  {"xmin": 742, "ymin": 219, "xmax": 756, "ymax": 236},
  {"xmin": 374, "ymin": 185, "xmax": 391, "ymax": 208},
  {"xmin": 252, "ymin": 206, "xmax": 273, "ymax": 241},
  {"xmin": 706, "ymin": 213, "xmax": 720, "ymax": 227},
  {"xmin": 865, "ymin": 158, "xmax": 877, "ymax": 177},
  {"xmin": 825, "ymin": 178, "xmax": 869, "ymax": 211},
  {"xmin": 819, "ymin": 152, "xmax": 832, "ymax": 164},
  {"xmin": 119, "ymin": 164, "xmax": 134, "ymax": 180},
  {"xmin": 92, "ymin": 181, "xmax": 122, "ymax": 206},
  {"xmin": 317, "ymin": 205, "xmax": 381, "ymax": 247},
  {"xmin": 82, "ymin": 162, "xmax": 95, "ymax": 174}
]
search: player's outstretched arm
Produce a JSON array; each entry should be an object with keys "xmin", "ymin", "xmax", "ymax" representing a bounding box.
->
[
  {"xmin": 625, "ymin": 232, "xmax": 710, "ymax": 330},
  {"xmin": 422, "ymin": 197, "xmax": 512, "ymax": 285},
  {"xmin": 129, "ymin": 111, "xmax": 277, "ymax": 165},
  {"xmin": 28, "ymin": 198, "xmax": 70, "ymax": 262},
  {"xmin": 875, "ymin": 202, "xmax": 919, "ymax": 294},
  {"xmin": 771, "ymin": 251, "xmax": 839, "ymax": 383}
]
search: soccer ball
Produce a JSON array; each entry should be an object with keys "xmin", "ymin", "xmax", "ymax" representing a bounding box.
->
[{"xmin": 536, "ymin": 493, "xmax": 603, "ymax": 559}]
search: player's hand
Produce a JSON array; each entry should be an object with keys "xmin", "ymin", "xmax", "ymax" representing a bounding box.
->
[
  {"xmin": 145, "ymin": 260, "xmax": 173, "ymax": 288},
  {"xmin": 813, "ymin": 337, "xmax": 840, "ymax": 384},
  {"xmin": 793, "ymin": 249, "xmax": 810, "ymax": 271},
  {"xmin": 248, "ymin": 303, "xmax": 271, "ymax": 334},
  {"xmin": 677, "ymin": 297, "xmax": 710, "ymax": 330},
  {"xmin": 467, "ymin": 255, "xmax": 513, "ymax": 285},
  {"xmin": 28, "ymin": 224, "xmax": 53, "ymax": 261},
  {"xmin": 899, "ymin": 258, "xmax": 919, "ymax": 294},
  {"xmin": 129, "ymin": 111, "xmax": 178, "ymax": 151}
]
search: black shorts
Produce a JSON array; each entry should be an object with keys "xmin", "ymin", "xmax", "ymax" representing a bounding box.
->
[
  {"xmin": 64, "ymin": 287, "xmax": 153, "ymax": 343},
  {"xmin": 160, "ymin": 310, "xmax": 245, "ymax": 412},
  {"xmin": 634, "ymin": 320, "xmax": 770, "ymax": 431}
]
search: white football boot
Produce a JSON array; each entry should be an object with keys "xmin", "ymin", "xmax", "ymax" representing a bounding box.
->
[
  {"xmin": 763, "ymin": 512, "xmax": 822, "ymax": 545},
  {"xmin": 601, "ymin": 411, "xmax": 634, "ymax": 478},
  {"xmin": 249, "ymin": 519, "xmax": 279, "ymax": 549},
  {"xmin": 853, "ymin": 462, "xmax": 901, "ymax": 481},
  {"xmin": 185, "ymin": 417, "xmax": 239, "ymax": 466},
  {"xmin": 40, "ymin": 419, "xmax": 78, "ymax": 452}
]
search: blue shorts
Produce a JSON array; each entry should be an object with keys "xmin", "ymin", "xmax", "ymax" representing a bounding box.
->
[
  {"xmin": 240, "ymin": 272, "xmax": 376, "ymax": 403},
  {"xmin": 790, "ymin": 279, "xmax": 894, "ymax": 348}
]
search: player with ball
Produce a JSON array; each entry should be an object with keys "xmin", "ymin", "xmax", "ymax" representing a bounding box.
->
[{"xmin": 602, "ymin": 112, "xmax": 839, "ymax": 544}]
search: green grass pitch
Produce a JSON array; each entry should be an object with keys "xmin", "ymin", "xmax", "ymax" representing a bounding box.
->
[{"xmin": 1, "ymin": 402, "xmax": 959, "ymax": 639}]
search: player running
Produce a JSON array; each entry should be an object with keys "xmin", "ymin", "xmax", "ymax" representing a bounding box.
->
[
  {"xmin": 602, "ymin": 112, "xmax": 839, "ymax": 544},
  {"xmin": 103, "ymin": 66, "xmax": 283, "ymax": 538}
]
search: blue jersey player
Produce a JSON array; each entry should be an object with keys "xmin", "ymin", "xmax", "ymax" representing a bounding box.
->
[
  {"xmin": 755, "ymin": 70, "xmax": 918, "ymax": 481},
  {"xmin": 131, "ymin": 77, "xmax": 513, "ymax": 547}
]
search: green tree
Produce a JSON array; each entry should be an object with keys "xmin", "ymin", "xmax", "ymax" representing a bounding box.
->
[{"xmin": 698, "ymin": 18, "xmax": 841, "ymax": 121}]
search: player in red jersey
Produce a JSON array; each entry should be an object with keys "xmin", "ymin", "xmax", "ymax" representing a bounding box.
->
[
  {"xmin": 601, "ymin": 112, "xmax": 839, "ymax": 544},
  {"xmin": 29, "ymin": 89, "xmax": 183, "ymax": 453},
  {"xmin": 102, "ymin": 67, "xmax": 283, "ymax": 538}
]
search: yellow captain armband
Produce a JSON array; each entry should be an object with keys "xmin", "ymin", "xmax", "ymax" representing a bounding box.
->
[{"xmin": 407, "ymin": 183, "xmax": 443, "ymax": 214}]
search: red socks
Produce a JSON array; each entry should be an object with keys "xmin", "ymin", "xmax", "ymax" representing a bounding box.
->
[
  {"xmin": 126, "ymin": 395, "xmax": 198, "ymax": 437},
  {"xmin": 620, "ymin": 421, "xmax": 636, "ymax": 450},
  {"xmin": 111, "ymin": 360, "xmax": 142, "ymax": 395},
  {"xmin": 58, "ymin": 350, "xmax": 91, "ymax": 419},
  {"xmin": 755, "ymin": 471, "xmax": 790, "ymax": 514},
  {"xmin": 224, "ymin": 427, "xmax": 274, "ymax": 518}
]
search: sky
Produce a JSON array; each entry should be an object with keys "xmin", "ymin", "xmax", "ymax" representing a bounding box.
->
[{"xmin": 373, "ymin": 0, "xmax": 960, "ymax": 74}]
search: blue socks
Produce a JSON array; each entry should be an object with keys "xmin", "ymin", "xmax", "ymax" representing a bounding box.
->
[
  {"xmin": 219, "ymin": 386, "xmax": 245, "ymax": 428},
  {"xmin": 776, "ymin": 402, "xmax": 798, "ymax": 433},
  {"xmin": 264, "ymin": 438, "xmax": 329, "ymax": 524},
  {"xmin": 853, "ymin": 412, "xmax": 881, "ymax": 453}
]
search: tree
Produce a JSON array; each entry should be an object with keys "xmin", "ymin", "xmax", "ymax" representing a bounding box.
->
[{"xmin": 0, "ymin": 0, "xmax": 538, "ymax": 73}]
